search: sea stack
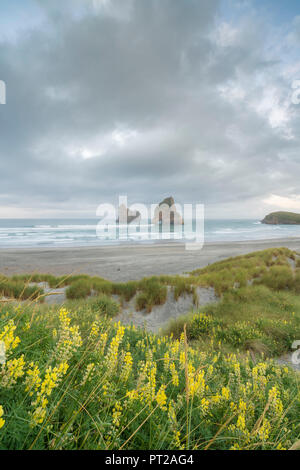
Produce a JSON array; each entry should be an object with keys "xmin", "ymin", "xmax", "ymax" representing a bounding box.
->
[
  {"xmin": 152, "ymin": 196, "xmax": 184, "ymax": 225},
  {"xmin": 117, "ymin": 204, "xmax": 141, "ymax": 224}
]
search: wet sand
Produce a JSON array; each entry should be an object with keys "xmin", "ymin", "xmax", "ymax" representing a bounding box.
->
[{"xmin": 1, "ymin": 238, "xmax": 300, "ymax": 281}]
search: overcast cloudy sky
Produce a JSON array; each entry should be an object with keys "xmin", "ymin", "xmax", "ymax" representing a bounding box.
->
[{"xmin": 0, "ymin": 0, "xmax": 300, "ymax": 219}]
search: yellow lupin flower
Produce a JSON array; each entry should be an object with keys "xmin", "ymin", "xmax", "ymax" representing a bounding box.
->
[
  {"xmin": 201, "ymin": 397, "xmax": 210, "ymax": 414},
  {"xmin": 89, "ymin": 321, "xmax": 100, "ymax": 339},
  {"xmin": 81, "ymin": 363, "xmax": 95, "ymax": 386},
  {"xmin": 25, "ymin": 362, "xmax": 41, "ymax": 396},
  {"xmin": 99, "ymin": 332, "xmax": 108, "ymax": 354},
  {"xmin": 170, "ymin": 362, "xmax": 179, "ymax": 386},
  {"xmin": 268, "ymin": 386, "xmax": 283, "ymax": 415},
  {"xmin": 189, "ymin": 369, "xmax": 205, "ymax": 397},
  {"xmin": 156, "ymin": 385, "xmax": 167, "ymax": 410},
  {"xmin": 30, "ymin": 362, "xmax": 69, "ymax": 427},
  {"xmin": 120, "ymin": 351, "xmax": 133, "ymax": 381},
  {"xmin": 221, "ymin": 387, "xmax": 230, "ymax": 400},
  {"xmin": 112, "ymin": 402, "xmax": 122, "ymax": 427},
  {"xmin": 52, "ymin": 308, "xmax": 82, "ymax": 363},
  {"xmin": 163, "ymin": 351, "xmax": 170, "ymax": 370},
  {"xmin": 0, "ymin": 320, "xmax": 20, "ymax": 354},
  {"xmin": 1, "ymin": 355, "xmax": 26, "ymax": 387},
  {"xmin": 236, "ymin": 414, "xmax": 246, "ymax": 431},
  {"xmin": 0, "ymin": 405, "xmax": 5, "ymax": 429},
  {"xmin": 238, "ymin": 399, "xmax": 247, "ymax": 413},
  {"xmin": 126, "ymin": 389, "xmax": 139, "ymax": 401},
  {"xmin": 105, "ymin": 324, "xmax": 125, "ymax": 370},
  {"xmin": 257, "ymin": 419, "xmax": 271, "ymax": 441}
]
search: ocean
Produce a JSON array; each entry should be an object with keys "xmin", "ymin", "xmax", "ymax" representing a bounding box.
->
[{"xmin": 0, "ymin": 218, "xmax": 299, "ymax": 248}]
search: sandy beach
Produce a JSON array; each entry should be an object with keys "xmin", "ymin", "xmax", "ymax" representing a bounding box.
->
[{"xmin": 1, "ymin": 238, "xmax": 300, "ymax": 281}]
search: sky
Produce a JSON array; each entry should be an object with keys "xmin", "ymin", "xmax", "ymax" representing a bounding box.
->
[{"xmin": 0, "ymin": 0, "xmax": 300, "ymax": 219}]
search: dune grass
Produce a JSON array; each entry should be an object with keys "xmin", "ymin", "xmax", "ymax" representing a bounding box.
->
[
  {"xmin": 90, "ymin": 294, "xmax": 120, "ymax": 317},
  {"xmin": 65, "ymin": 279, "xmax": 92, "ymax": 300},
  {"xmin": 0, "ymin": 277, "xmax": 44, "ymax": 302},
  {"xmin": 1, "ymin": 247, "xmax": 300, "ymax": 450},
  {"xmin": 164, "ymin": 283, "xmax": 300, "ymax": 357},
  {"xmin": 0, "ymin": 302, "xmax": 300, "ymax": 450}
]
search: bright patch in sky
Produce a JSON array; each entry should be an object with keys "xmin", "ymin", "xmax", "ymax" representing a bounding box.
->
[{"xmin": 264, "ymin": 195, "xmax": 300, "ymax": 211}]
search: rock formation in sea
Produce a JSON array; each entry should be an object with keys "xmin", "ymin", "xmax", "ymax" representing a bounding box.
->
[
  {"xmin": 117, "ymin": 204, "xmax": 141, "ymax": 224},
  {"xmin": 152, "ymin": 196, "xmax": 184, "ymax": 225}
]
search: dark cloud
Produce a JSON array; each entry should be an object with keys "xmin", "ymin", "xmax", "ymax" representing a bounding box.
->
[{"xmin": 0, "ymin": 0, "xmax": 299, "ymax": 217}]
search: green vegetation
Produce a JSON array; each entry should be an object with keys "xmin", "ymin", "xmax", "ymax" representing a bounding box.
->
[
  {"xmin": 112, "ymin": 281, "xmax": 138, "ymax": 302},
  {"xmin": 262, "ymin": 211, "xmax": 300, "ymax": 225},
  {"xmin": 1, "ymin": 273, "xmax": 196, "ymax": 312},
  {"xmin": 0, "ymin": 277, "xmax": 44, "ymax": 302},
  {"xmin": 165, "ymin": 285, "xmax": 300, "ymax": 356},
  {"xmin": 1, "ymin": 247, "xmax": 300, "ymax": 450},
  {"xmin": 90, "ymin": 294, "xmax": 120, "ymax": 317},
  {"xmin": 65, "ymin": 279, "xmax": 92, "ymax": 300},
  {"xmin": 0, "ymin": 302, "xmax": 300, "ymax": 450},
  {"xmin": 165, "ymin": 248, "xmax": 300, "ymax": 356},
  {"xmin": 135, "ymin": 278, "xmax": 168, "ymax": 312},
  {"xmin": 190, "ymin": 247, "xmax": 297, "ymax": 295}
]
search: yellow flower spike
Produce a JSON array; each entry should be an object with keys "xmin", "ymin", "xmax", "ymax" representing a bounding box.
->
[
  {"xmin": 0, "ymin": 405, "xmax": 5, "ymax": 430},
  {"xmin": 120, "ymin": 351, "xmax": 133, "ymax": 382},
  {"xmin": 170, "ymin": 362, "xmax": 179, "ymax": 386},
  {"xmin": 52, "ymin": 309, "xmax": 82, "ymax": 363},
  {"xmin": 126, "ymin": 389, "xmax": 139, "ymax": 401},
  {"xmin": 1, "ymin": 355, "xmax": 26, "ymax": 387},
  {"xmin": 112, "ymin": 402, "xmax": 123, "ymax": 427},
  {"xmin": 201, "ymin": 397, "xmax": 210, "ymax": 414},
  {"xmin": 25, "ymin": 363, "xmax": 41, "ymax": 396},
  {"xmin": 221, "ymin": 387, "xmax": 230, "ymax": 400},
  {"xmin": 81, "ymin": 363, "xmax": 95, "ymax": 386},
  {"xmin": 0, "ymin": 320, "xmax": 20, "ymax": 354},
  {"xmin": 30, "ymin": 361, "xmax": 69, "ymax": 427},
  {"xmin": 156, "ymin": 385, "xmax": 167, "ymax": 410},
  {"xmin": 236, "ymin": 414, "xmax": 246, "ymax": 431},
  {"xmin": 257, "ymin": 419, "xmax": 271, "ymax": 441},
  {"xmin": 105, "ymin": 325, "xmax": 125, "ymax": 371},
  {"xmin": 163, "ymin": 351, "xmax": 170, "ymax": 370},
  {"xmin": 239, "ymin": 399, "xmax": 247, "ymax": 413}
]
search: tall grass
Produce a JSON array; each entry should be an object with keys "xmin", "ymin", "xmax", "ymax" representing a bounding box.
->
[
  {"xmin": 90, "ymin": 294, "xmax": 120, "ymax": 317},
  {"xmin": 135, "ymin": 278, "xmax": 167, "ymax": 312},
  {"xmin": 66, "ymin": 280, "xmax": 91, "ymax": 300},
  {"xmin": 3, "ymin": 247, "xmax": 299, "ymax": 305},
  {"xmin": 0, "ymin": 302, "xmax": 299, "ymax": 450},
  {"xmin": 164, "ymin": 284, "xmax": 300, "ymax": 356},
  {"xmin": 0, "ymin": 279, "xmax": 44, "ymax": 302}
]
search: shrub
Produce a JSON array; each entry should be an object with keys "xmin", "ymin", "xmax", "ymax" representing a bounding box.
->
[
  {"xmin": 216, "ymin": 321, "xmax": 265, "ymax": 348},
  {"xmin": 162, "ymin": 314, "xmax": 191, "ymax": 339},
  {"xmin": 1, "ymin": 304, "xmax": 300, "ymax": 450},
  {"xmin": 112, "ymin": 281, "xmax": 138, "ymax": 302},
  {"xmin": 135, "ymin": 292, "xmax": 149, "ymax": 311},
  {"xmin": 293, "ymin": 269, "xmax": 300, "ymax": 293},
  {"xmin": 189, "ymin": 313, "xmax": 215, "ymax": 338},
  {"xmin": 173, "ymin": 280, "xmax": 194, "ymax": 301},
  {"xmin": 0, "ymin": 280, "xmax": 44, "ymax": 302},
  {"xmin": 256, "ymin": 266, "xmax": 294, "ymax": 291},
  {"xmin": 135, "ymin": 279, "xmax": 167, "ymax": 312},
  {"xmin": 66, "ymin": 280, "xmax": 92, "ymax": 300},
  {"xmin": 90, "ymin": 294, "xmax": 119, "ymax": 317},
  {"xmin": 135, "ymin": 280, "xmax": 167, "ymax": 313},
  {"xmin": 91, "ymin": 278, "xmax": 113, "ymax": 296}
]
